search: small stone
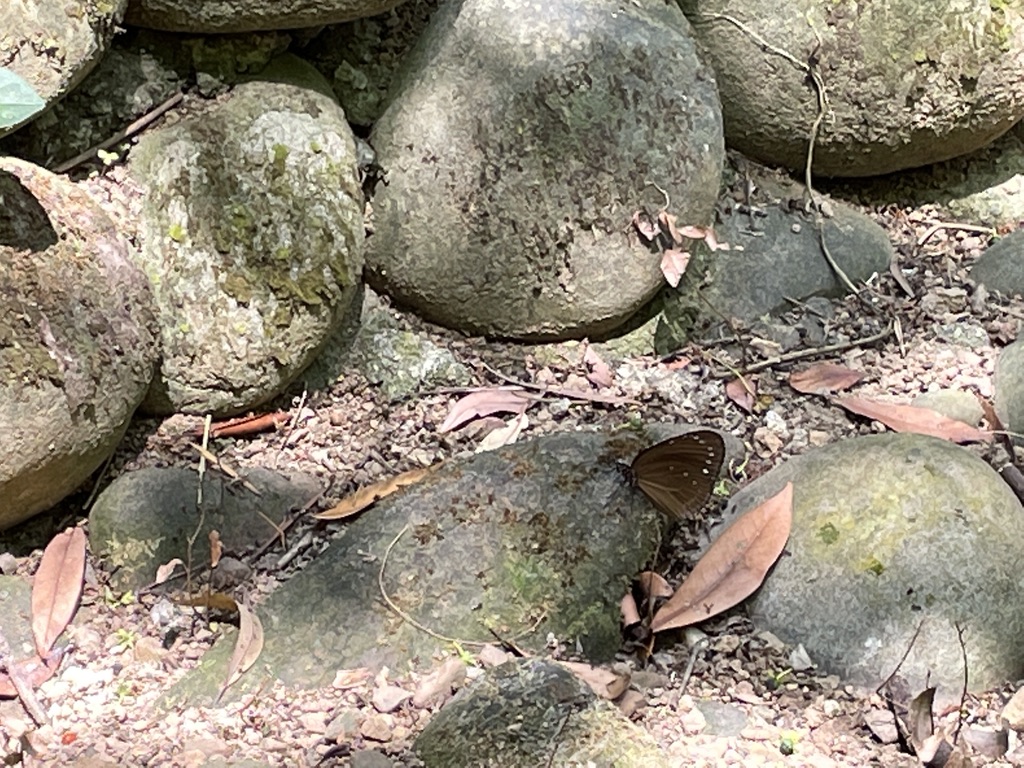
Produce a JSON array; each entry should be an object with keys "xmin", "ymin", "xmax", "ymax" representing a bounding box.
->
[
  {"xmin": 360, "ymin": 713, "xmax": 394, "ymax": 742},
  {"xmin": 1002, "ymin": 686, "xmax": 1024, "ymax": 731},
  {"xmin": 476, "ymin": 644, "xmax": 510, "ymax": 667},
  {"xmin": 325, "ymin": 709, "xmax": 360, "ymax": 742},
  {"xmin": 350, "ymin": 749, "xmax": 394, "ymax": 768},
  {"xmin": 372, "ymin": 684, "xmax": 412, "ymax": 713},
  {"xmin": 210, "ymin": 557, "xmax": 253, "ymax": 590}
]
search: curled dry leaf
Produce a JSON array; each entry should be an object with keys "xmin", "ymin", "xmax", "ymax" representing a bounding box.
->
[
  {"xmin": 651, "ymin": 483, "xmax": 794, "ymax": 633},
  {"xmin": 31, "ymin": 527, "xmax": 87, "ymax": 658},
  {"xmin": 789, "ymin": 363, "xmax": 865, "ymax": 395},
  {"xmin": 476, "ymin": 413, "xmax": 529, "ymax": 452},
  {"xmin": 315, "ymin": 466, "xmax": 437, "ymax": 521},
  {"xmin": 660, "ymin": 248, "xmax": 691, "ymax": 288},
  {"xmin": 835, "ymin": 396, "xmax": 992, "ymax": 444},
  {"xmin": 208, "ymin": 530, "xmax": 222, "ymax": 569},
  {"xmin": 439, "ymin": 388, "xmax": 533, "ymax": 433},
  {"xmin": 631, "ymin": 209, "xmax": 661, "ymax": 241},
  {"xmin": 217, "ymin": 601, "xmax": 264, "ymax": 703},
  {"xmin": 154, "ymin": 558, "xmax": 184, "ymax": 586},
  {"xmin": 177, "ymin": 591, "xmax": 242, "ymax": 612},
  {"xmin": 582, "ymin": 345, "xmax": 613, "ymax": 389},
  {"xmin": 726, "ymin": 376, "xmax": 756, "ymax": 413},
  {"xmin": 333, "ymin": 667, "xmax": 372, "ymax": 690},
  {"xmin": 558, "ymin": 661, "xmax": 630, "ymax": 700},
  {"xmin": 620, "ymin": 593, "xmax": 641, "ymax": 626},
  {"xmin": 638, "ymin": 571, "xmax": 672, "ymax": 600}
]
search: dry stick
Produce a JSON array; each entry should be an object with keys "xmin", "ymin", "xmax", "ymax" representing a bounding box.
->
[
  {"xmin": 876, "ymin": 618, "xmax": 926, "ymax": 697},
  {"xmin": 724, "ymin": 323, "xmax": 893, "ymax": 376},
  {"xmin": 53, "ymin": 91, "xmax": 184, "ymax": 173},
  {"xmin": 377, "ymin": 525, "xmax": 488, "ymax": 648},
  {"xmin": 952, "ymin": 621, "xmax": 969, "ymax": 747},
  {"xmin": 273, "ymin": 389, "xmax": 307, "ymax": 469},
  {"xmin": 477, "ymin": 361, "xmax": 636, "ymax": 405},
  {"xmin": 248, "ymin": 487, "xmax": 326, "ymax": 562},
  {"xmin": 679, "ymin": 636, "xmax": 710, "ymax": 693},
  {"xmin": 916, "ymin": 222, "xmax": 996, "ymax": 250}
]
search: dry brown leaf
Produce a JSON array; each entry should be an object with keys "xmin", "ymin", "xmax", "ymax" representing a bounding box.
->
[
  {"xmin": 631, "ymin": 210, "xmax": 661, "ymax": 241},
  {"xmin": 651, "ymin": 483, "xmax": 794, "ymax": 633},
  {"xmin": 637, "ymin": 571, "xmax": 672, "ymax": 600},
  {"xmin": 0, "ymin": 649, "xmax": 64, "ymax": 699},
  {"xmin": 726, "ymin": 376, "xmax": 756, "ymax": 413},
  {"xmin": 315, "ymin": 466, "xmax": 436, "ymax": 521},
  {"xmin": 620, "ymin": 593, "xmax": 641, "ymax": 626},
  {"xmin": 660, "ymin": 248, "xmax": 691, "ymax": 287},
  {"xmin": 154, "ymin": 558, "xmax": 184, "ymax": 585},
  {"xmin": 583, "ymin": 345, "xmax": 613, "ymax": 389},
  {"xmin": 476, "ymin": 413, "xmax": 528, "ymax": 452},
  {"xmin": 835, "ymin": 396, "xmax": 992, "ymax": 444},
  {"xmin": 177, "ymin": 591, "xmax": 241, "ymax": 612},
  {"xmin": 789, "ymin": 363, "xmax": 865, "ymax": 395},
  {"xmin": 439, "ymin": 389, "xmax": 533, "ymax": 433},
  {"xmin": 31, "ymin": 527, "xmax": 86, "ymax": 658},
  {"xmin": 332, "ymin": 668, "xmax": 371, "ymax": 689},
  {"xmin": 217, "ymin": 602, "xmax": 264, "ymax": 702},
  {"xmin": 209, "ymin": 530, "xmax": 222, "ymax": 569},
  {"xmin": 558, "ymin": 661, "xmax": 630, "ymax": 700}
]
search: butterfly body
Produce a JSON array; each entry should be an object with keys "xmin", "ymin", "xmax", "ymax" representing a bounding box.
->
[{"xmin": 628, "ymin": 430, "xmax": 725, "ymax": 519}]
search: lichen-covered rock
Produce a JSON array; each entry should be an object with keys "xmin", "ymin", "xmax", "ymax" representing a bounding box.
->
[
  {"xmin": 127, "ymin": 58, "xmax": 364, "ymax": 415},
  {"xmin": 995, "ymin": 337, "xmax": 1024, "ymax": 444},
  {"xmin": 165, "ymin": 430, "xmax": 668, "ymax": 703},
  {"xmin": 415, "ymin": 659, "xmax": 671, "ymax": 768},
  {"xmin": 727, "ymin": 433, "xmax": 1024, "ymax": 704},
  {"xmin": 366, "ymin": 0, "xmax": 724, "ymax": 340},
  {"xmin": 0, "ymin": 0, "xmax": 127, "ymax": 138},
  {"xmin": 124, "ymin": 0, "xmax": 406, "ymax": 33},
  {"xmin": 0, "ymin": 158, "xmax": 158, "ymax": 530},
  {"xmin": 679, "ymin": 0, "xmax": 1024, "ymax": 177}
]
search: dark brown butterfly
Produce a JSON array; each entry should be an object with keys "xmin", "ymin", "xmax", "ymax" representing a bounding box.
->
[{"xmin": 627, "ymin": 430, "xmax": 725, "ymax": 519}]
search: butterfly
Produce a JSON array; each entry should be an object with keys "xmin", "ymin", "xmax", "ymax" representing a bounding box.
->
[{"xmin": 627, "ymin": 430, "xmax": 726, "ymax": 519}]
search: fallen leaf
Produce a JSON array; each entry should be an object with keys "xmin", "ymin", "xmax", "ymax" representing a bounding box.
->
[
  {"xmin": 637, "ymin": 571, "xmax": 672, "ymax": 600},
  {"xmin": 31, "ymin": 528, "xmax": 87, "ymax": 658},
  {"xmin": 907, "ymin": 687, "xmax": 936, "ymax": 755},
  {"xmin": 177, "ymin": 591, "xmax": 241, "ymax": 612},
  {"xmin": 559, "ymin": 661, "xmax": 630, "ymax": 700},
  {"xmin": 620, "ymin": 593, "xmax": 641, "ymax": 626},
  {"xmin": 789, "ymin": 363, "xmax": 865, "ymax": 395},
  {"xmin": 412, "ymin": 657, "xmax": 466, "ymax": 709},
  {"xmin": 726, "ymin": 376, "xmax": 756, "ymax": 413},
  {"xmin": 315, "ymin": 466, "xmax": 436, "ymax": 521},
  {"xmin": 660, "ymin": 248, "xmax": 691, "ymax": 288},
  {"xmin": 583, "ymin": 345, "xmax": 613, "ymax": 389},
  {"xmin": 217, "ymin": 602, "xmax": 264, "ymax": 702},
  {"xmin": 476, "ymin": 413, "xmax": 529, "ymax": 452},
  {"xmin": 651, "ymin": 483, "xmax": 793, "ymax": 633},
  {"xmin": 632, "ymin": 209, "xmax": 660, "ymax": 241},
  {"xmin": 834, "ymin": 397, "xmax": 992, "ymax": 444},
  {"xmin": 209, "ymin": 530, "xmax": 222, "ymax": 569},
  {"xmin": 0, "ymin": 650, "xmax": 64, "ymax": 699},
  {"xmin": 439, "ymin": 389, "xmax": 533, "ymax": 433},
  {"xmin": 154, "ymin": 558, "xmax": 184, "ymax": 585}
]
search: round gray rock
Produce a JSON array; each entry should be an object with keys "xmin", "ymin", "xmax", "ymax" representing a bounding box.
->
[
  {"xmin": 128, "ymin": 65, "xmax": 364, "ymax": 416},
  {"xmin": 728, "ymin": 433, "xmax": 1024, "ymax": 703},
  {"xmin": 0, "ymin": 158, "xmax": 158, "ymax": 531},
  {"xmin": 971, "ymin": 228, "xmax": 1024, "ymax": 297},
  {"xmin": 680, "ymin": 0, "xmax": 1024, "ymax": 177},
  {"xmin": 124, "ymin": 0, "xmax": 406, "ymax": 33},
  {"xmin": 995, "ymin": 338, "xmax": 1024, "ymax": 443},
  {"xmin": 415, "ymin": 659, "xmax": 670, "ymax": 768},
  {"xmin": 164, "ymin": 430, "xmax": 670, "ymax": 703},
  {"xmin": 367, "ymin": 0, "xmax": 724, "ymax": 340}
]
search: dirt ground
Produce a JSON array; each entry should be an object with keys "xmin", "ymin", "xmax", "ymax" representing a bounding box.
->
[{"xmin": 1, "ymin": 177, "xmax": 1021, "ymax": 767}]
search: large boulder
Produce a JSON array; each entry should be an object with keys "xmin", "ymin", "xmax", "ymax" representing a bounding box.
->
[
  {"xmin": 124, "ymin": 0, "xmax": 406, "ymax": 33},
  {"xmin": 679, "ymin": 0, "xmax": 1024, "ymax": 177},
  {"xmin": 0, "ymin": 158, "xmax": 158, "ymax": 530},
  {"xmin": 127, "ymin": 58, "xmax": 364, "ymax": 416},
  {"xmin": 366, "ymin": 0, "xmax": 724, "ymax": 340}
]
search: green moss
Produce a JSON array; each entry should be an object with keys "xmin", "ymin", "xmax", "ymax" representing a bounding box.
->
[
  {"xmin": 860, "ymin": 556, "xmax": 886, "ymax": 576},
  {"xmin": 168, "ymin": 222, "xmax": 186, "ymax": 242},
  {"xmin": 817, "ymin": 522, "xmax": 840, "ymax": 545}
]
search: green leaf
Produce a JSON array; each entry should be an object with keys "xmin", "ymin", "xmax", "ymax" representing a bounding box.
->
[{"xmin": 0, "ymin": 67, "xmax": 46, "ymax": 131}]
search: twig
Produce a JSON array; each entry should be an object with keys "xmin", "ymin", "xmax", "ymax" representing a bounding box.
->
[
  {"xmin": 724, "ymin": 324, "xmax": 893, "ymax": 375},
  {"xmin": 876, "ymin": 618, "xmax": 926, "ymax": 697},
  {"xmin": 248, "ymin": 487, "xmax": 326, "ymax": 562},
  {"xmin": 198, "ymin": 415, "xmax": 212, "ymax": 506},
  {"xmin": 273, "ymin": 390, "xmax": 307, "ymax": 468},
  {"xmin": 190, "ymin": 443, "xmax": 262, "ymax": 496},
  {"xmin": 53, "ymin": 91, "xmax": 184, "ymax": 173},
  {"xmin": 477, "ymin": 361, "xmax": 637, "ymax": 405},
  {"xmin": 378, "ymin": 525, "xmax": 487, "ymax": 648},
  {"xmin": 916, "ymin": 221, "xmax": 996, "ymax": 250},
  {"xmin": 952, "ymin": 622, "xmax": 968, "ymax": 746},
  {"xmin": 679, "ymin": 636, "xmax": 709, "ymax": 693}
]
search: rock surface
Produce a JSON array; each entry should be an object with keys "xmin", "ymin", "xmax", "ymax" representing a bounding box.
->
[
  {"xmin": 165, "ymin": 431, "xmax": 667, "ymax": 702},
  {"xmin": 124, "ymin": 0, "xmax": 406, "ymax": 34},
  {"xmin": 0, "ymin": 158, "xmax": 157, "ymax": 531},
  {"xmin": 727, "ymin": 433, "xmax": 1024, "ymax": 703},
  {"xmin": 366, "ymin": 0, "xmax": 724, "ymax": 340},
  {"xmin": 680, "ymin": 0, "xmax": 1024, "ymax": 177},
  {"xmin": 127, "ymin": 60, "xmax": 364, "ymax": 416}
]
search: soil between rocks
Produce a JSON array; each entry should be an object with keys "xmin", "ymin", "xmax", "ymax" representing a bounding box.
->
[{"xmin": 0, "ymin": 175, "xmax": 1021, "ymax": 767}]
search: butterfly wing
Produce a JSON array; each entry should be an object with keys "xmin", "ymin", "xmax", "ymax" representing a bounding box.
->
[{"xmin": 630, "ymin": 431, "xmax": 725, "ymax": 519}]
